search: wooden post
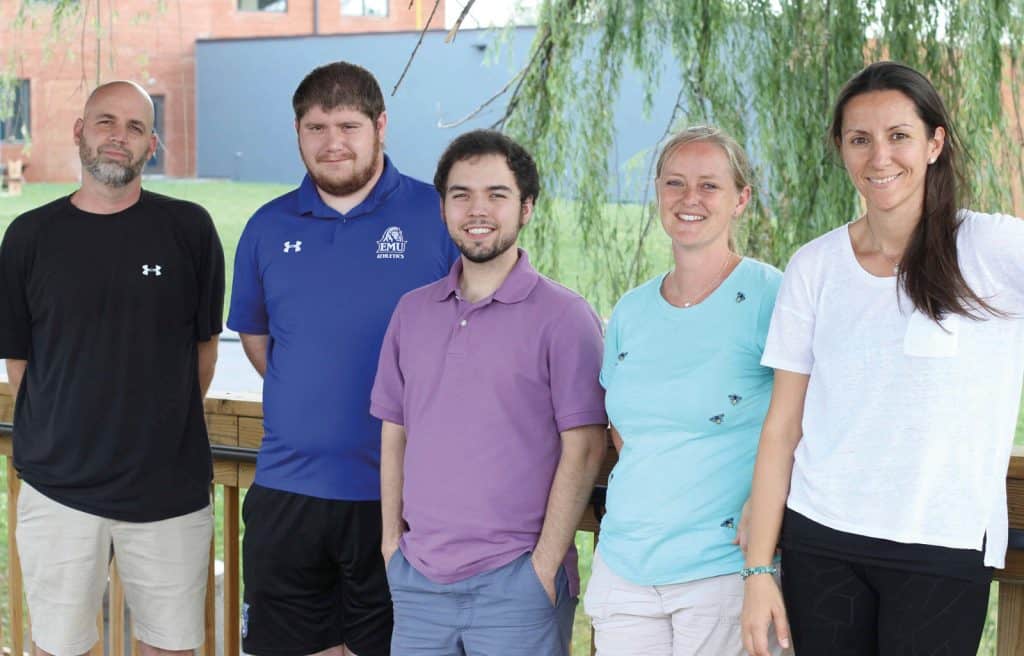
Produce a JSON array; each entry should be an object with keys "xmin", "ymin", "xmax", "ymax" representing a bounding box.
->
[
  {"xmin": 998, "ymin": 573, "xmax": 1024, "ymax": 655},
  {"xmin": 203, "ymin": 521, "xmax": 216, "ymax": 656},
  {"xmin": 997, "ymin": 448, "xmax": 1024, "ymax": 655},
  {"xmin": 7, "ymin": 459, "xmax": 24, "ymax": 656},
  {"xmin": 4, "ymin": 160, "xmax": 23, "ymax": 197},
  {"xmin": 591, "ymin": 527, "xmax": 598, "ymax": 656},
  {"xmin": 584, "ymin": 435, "xmax": 615, "ymax": 656},
  {"xmin": 224, "ymin": 486, "xmax": 241, "ymax": 656}
]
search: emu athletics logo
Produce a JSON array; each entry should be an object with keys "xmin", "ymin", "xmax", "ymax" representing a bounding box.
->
[{"xmin": 376, "ymin": 226, "xmax": 407, "ymax": 260}]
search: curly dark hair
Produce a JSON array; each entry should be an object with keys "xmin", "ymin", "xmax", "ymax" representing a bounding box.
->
[{"xmin": 434, "ymin": 130, "xmax": 540, "ymax": 204}]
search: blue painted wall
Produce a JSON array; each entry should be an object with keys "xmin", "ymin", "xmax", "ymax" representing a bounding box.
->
[{"xmin": 196, "ymin": 27, "xmax": 682, "ymax": 200}]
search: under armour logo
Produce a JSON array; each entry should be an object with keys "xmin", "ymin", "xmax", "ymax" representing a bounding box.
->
[
  {"xmin": 283, "ymin": 241, "xmax": 302, "ymax": 253},
  {"xmin": 141, "ymin": 265, "xmax": 162, "ymax": 276}
]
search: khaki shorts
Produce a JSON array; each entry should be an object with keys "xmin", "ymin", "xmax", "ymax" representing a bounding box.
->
[
  {"xmin": 16, "ymin": 482, "xmax": 212, "ymax": 655},
  {"xmin": 584, "ymin": 549, "xmax": 789, "ymax": 656}
]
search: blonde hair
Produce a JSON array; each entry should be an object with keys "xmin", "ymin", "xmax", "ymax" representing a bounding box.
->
[{"xmin": 655, "ymin": 125, "xmax": 753, "ymax": 191}]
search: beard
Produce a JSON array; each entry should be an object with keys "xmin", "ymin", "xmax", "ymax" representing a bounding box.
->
[
  {"xmin": 303, "ymin": 137, "xmax": 382, "ymax": 197},
  {"xmin": 453, "ymin": 217, "xmax": 525, "ymax": 264},
  {"xmin": 458, "ymin": 231, "xmax": 518, "ymax": 263},
  {"xmin": 79, "ymin": 140, "xmax": 148, "ymax": 188}
]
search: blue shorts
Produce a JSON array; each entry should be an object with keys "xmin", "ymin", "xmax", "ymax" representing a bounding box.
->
[{"xmin": 387, "ymin": 550, "xmax": 576, "ymax": 655}]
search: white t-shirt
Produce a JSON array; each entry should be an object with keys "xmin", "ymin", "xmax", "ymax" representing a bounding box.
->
[{"xmin": 762, "ymin": 210, "xmax": 1024, "ymax": 567}]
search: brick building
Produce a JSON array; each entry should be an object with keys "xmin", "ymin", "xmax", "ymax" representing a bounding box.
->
[{"xmin": 0, "ymin": 0, "xmax": 445, "ymax": 182}]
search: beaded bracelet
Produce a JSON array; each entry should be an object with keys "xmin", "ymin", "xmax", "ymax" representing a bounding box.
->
[{"xmin": 739, "ymin": 565, "xmax": 778, "ymax": 580}]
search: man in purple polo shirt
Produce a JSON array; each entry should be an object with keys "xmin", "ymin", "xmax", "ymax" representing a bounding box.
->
[{"xmin": 370, "ymin": 130, "xmax": 608, "ymax": 654}]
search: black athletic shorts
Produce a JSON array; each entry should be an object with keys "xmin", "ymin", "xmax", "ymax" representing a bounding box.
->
[{"xmin": 241, "ymin": 484, "xmax": 392, "ymax": 656}]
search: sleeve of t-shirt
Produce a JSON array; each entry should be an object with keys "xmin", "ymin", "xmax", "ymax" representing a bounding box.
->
[
  {"xmin": 227, "ymin": 218, "xmax": 269, "ymax": 335},
  {"xmin": 977, "ymin": 211, "xmax": 1024, "ymax": 314},
  {"xmin": 549, "ymin": 298, "xmax": 608, "ymax": 432},
  {"xmin": 195, "ymin": 209, "xmax": 225, "ymax": 342},
  {"xmin": 370, "ymin": 304, "xmax": 405, "ymax": 426},
  {"xmin": 756, "ymin": 269, "xmax": 783, "ymax": 355},
  {"xmin": 761, "ymin": 247, "xmax": 817, "ymax": 375},
  {"xmin": 0, "ymin": 216, "xmax": 31, "ymax": 360},
  {"xmin": 599, "ymin": 304, "xmax": 622, "ymax": 390}
]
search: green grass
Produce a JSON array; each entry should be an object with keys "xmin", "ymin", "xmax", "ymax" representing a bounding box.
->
[
  {"xmin": 0, "ymin": 181, "xmax": 671, "ymax": 319},
  {"xmin": 0, "ymin": 181, "xmax": 292, "ymax": 317},
  {"xmin": 2, "ymin": 181, "xmax": 1023, "ymax": 654}
]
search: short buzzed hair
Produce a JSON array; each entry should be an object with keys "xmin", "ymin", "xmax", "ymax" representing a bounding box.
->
[{"xmin": 292, "ymin": 62, "xmax": 385, "ymax": 123}]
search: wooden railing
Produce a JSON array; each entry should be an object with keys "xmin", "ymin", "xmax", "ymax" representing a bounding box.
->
[{"xmin": 0, "ymin": 385, "xmax": 1022, "ymax": 655}]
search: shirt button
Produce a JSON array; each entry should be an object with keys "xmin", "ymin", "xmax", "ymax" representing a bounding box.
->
[{"xmin": 459, "ymin": 319, "xmax": 468, "ymax": 327}]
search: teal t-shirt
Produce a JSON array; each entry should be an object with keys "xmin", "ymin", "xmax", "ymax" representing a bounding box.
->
[{"xmin": 599, "ymin": 258, "xmax": 782, "ymax": 585}]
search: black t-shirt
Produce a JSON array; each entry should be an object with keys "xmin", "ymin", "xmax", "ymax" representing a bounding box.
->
[
  {"xmin": 0, "ymin": 191, "xmax": 224, "ymax": 521},
  {"xmin": 781, "ymin": 508, "xmax": 993, "ymax": 583}
]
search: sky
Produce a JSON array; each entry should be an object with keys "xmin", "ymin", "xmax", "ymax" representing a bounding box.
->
[{"xmin": 444, "ymin": 0, "xmax": 541, "ymax": 28}]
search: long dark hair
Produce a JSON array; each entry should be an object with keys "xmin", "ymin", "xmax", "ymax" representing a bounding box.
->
[{"xmin": 830, "ymin": 61, "xmax": 999, "ymax": 321}]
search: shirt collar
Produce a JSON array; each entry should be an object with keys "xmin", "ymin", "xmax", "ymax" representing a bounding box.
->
[
  {"xmin": 432, "ymin": 248, "xmax": 540, "ymax": 304},
  {"xmin": 297, "ymin": 154, "xmax": 401, "ymax": 220}
]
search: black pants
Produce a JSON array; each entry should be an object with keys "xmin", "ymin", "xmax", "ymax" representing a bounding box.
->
[{"xmin": 780, "ymin": 549, "xmax": 990, "ymax": 656}]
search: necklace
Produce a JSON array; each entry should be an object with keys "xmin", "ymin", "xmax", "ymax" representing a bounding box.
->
[
  {"xmin": 667, "ymin": 252, "xmax": 735, "ymax": 308},
  {"xmin": 863, "ymin": 216, "xmax": 903, "ymax": 275}
]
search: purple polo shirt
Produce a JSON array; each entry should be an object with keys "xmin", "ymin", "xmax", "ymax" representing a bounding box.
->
[{"xmin": 370, "ymin": 249, "xmax": 606, "ymax": 596}]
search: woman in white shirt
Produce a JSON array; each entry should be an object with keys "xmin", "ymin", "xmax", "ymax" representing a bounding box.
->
[{"xmin": 740, "ymin": 60, "xmax": 1024, "ymax": 656}]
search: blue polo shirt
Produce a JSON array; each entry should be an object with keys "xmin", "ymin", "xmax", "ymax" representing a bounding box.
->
[{"xmin": 228, "ymin": 156, "xmax": 458, "ymax": 500}]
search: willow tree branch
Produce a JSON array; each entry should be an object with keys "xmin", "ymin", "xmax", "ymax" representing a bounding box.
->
[
  {"xmin": 627, "ymin": 83, "xmax": 687, "ymax": 285},
  {"xmin": 392, "ymin": 0, "xmax": 442, "ymax": 96},
  {"xmin": 445, "ymin": 0, "xmax": 478, "ymax": 43},
  {"xmin": 491, "ymin": 29, "xmax": 551, "ymax": 129},
  {"xmin": 437, "ymin": 64, "xmax": 525, "ymax": 128},
  {"xmin": 79, "ymin": 0, "xmax": 89, "ymax": 91},
  {"xmin": 1011, "ymin": 56, "xmax": 1024, "ymax": 209},
  {"xmin": 437, "ymin": 34, "xmax": 549, "ymax": 130}
]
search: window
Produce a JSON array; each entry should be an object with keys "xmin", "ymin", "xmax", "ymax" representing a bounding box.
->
[
  {"xmin": 341, "ymin": 0, "xmax": 388, "ymax": 17},
  {"xmin": 0, "ymin": 79, "xmax": 30, "ymax": 143},
  {"xmin": 238, "ymin": 0, "xmax": 286, "ymax": 12}
]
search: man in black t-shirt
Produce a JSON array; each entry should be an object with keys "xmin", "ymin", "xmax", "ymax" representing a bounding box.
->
[{"xmin": 0, "ymin": 81, "xmax": 224, "ymax": 656}]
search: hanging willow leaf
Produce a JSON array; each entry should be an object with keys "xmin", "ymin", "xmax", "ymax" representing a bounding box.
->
[{"xmin": 502, "ymin": 0, "xmax": 1024, "ymax": 313}]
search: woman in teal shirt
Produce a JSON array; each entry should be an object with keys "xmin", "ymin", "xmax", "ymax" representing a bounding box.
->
[{"xmin": 583, "ymin": 126, "xmax": 783, "ymax": 655}]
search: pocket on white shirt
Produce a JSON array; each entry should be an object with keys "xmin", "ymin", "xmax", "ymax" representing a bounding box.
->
[{"xmin": 903, "ymin": 310, "xmax": 960, "ymax": 357}]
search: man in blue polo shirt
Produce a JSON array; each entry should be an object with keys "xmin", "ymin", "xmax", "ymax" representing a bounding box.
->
[{"xmin": 228, "ymin": 61, "xmax": 457, "ymax": 656}]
